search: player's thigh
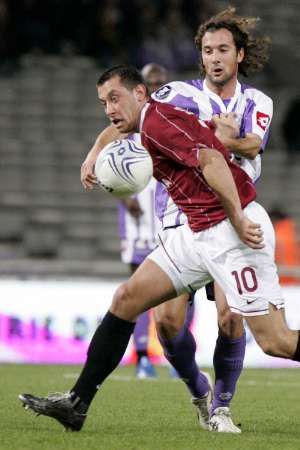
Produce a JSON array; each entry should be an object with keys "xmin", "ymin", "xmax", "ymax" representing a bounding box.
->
[
  {"xmin": 245, "ymin": 304, "xmax": 297, "ymax": 357},
  {"xmin": 149, "ymin": 224, "xmax": 212, "ymax": 294},
  {"xmin": 111, "ymin": 258, "xmax": 177, "ymax": 321},
  {"xmin": 153, "ymin": 293, "xmax": 190, "ymax": 338}
]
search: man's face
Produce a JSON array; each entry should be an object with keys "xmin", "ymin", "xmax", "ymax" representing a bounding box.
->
[
  {"xmin": 97, "ymin": 76, "xmax": 146, "ymax": 133},
  {"xmin": 201, "ymin": 28, "xmax": 244, "ymax": 87}
]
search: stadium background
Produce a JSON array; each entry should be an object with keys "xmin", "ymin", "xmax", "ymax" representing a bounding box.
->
[{"xmin": 0, "ymin": 0, "xmax": 300, "ymax": 367}]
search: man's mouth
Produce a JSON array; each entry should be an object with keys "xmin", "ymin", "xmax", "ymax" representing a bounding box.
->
[
  {"xmin": 212, "ymin": 68, "xmax": 223, "ymax": 76},
  {"xmin": 111, "ymin": 118, "xmax": 122, "ymax": 126}
]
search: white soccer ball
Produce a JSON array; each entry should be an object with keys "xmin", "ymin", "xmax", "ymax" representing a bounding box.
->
[{"xmin": 95, "ymin": 139, "xmax": 153, "ymax": 198}]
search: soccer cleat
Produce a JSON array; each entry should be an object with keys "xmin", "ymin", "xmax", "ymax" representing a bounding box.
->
[
  {"xmin": 191, "ymin": 372, "xmax": 213, "ymax": 430},
  {"xmin": 208, "ymin": 407, "xmax": 241, "ymax": 433},
  {"xmin": 136, "ymin": 356, "xmax": 157, "ymax": 379},
  {"xmin": 19, "ymin": 392, "xmax": 87, "ymax": 432}
]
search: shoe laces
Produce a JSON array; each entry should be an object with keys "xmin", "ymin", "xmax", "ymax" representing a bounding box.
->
[
  {"xmin": 46, "ymin": 392, "xmax": 71, "ymax": 402},
  {"xmin": 212, "ymin": 407, "xmax": 236, "ymax": 428}
]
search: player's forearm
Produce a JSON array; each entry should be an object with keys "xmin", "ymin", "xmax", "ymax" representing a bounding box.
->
[
  {"xmin": 81, "ymin": 125, "xmax": 125, "ymax": 189},
  {"xmin": 221, "ymin": 133, "xmax": 261, "ymax": 160},
  {"xmin": 91, "ymin": 125, "xmax": 123, "ymax": 157},
  {"xmin": 200, "ymin": 149, "xmax": 244, "ymax": 226}
]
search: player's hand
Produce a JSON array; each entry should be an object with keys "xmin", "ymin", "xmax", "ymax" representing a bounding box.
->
[
  {"xmin": 81, "ymin": 155, "xmax": 98, "ymax": 190},
  {"xmin": 122, "ymin": 198, "xmax": 143, "ymax": 218},
  {"xmin": 212, "ymin": 112, "xmax": 239, "ymax": 141},
  {"xmin": 234, "ymin": 215, "xmax": 265, "ymax": 249}
]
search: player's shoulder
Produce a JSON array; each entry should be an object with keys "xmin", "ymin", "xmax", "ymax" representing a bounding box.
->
[
  {"xmin": 150, "ymin": 98, "xmax": 197, "ymax": 119},
  {"xmin": 240, "ymin": 82, "xmax": 273, "ymax": 105},
  {"xmin": 152, "ymin": 79, "xmax": 203, "ymax": 102}
]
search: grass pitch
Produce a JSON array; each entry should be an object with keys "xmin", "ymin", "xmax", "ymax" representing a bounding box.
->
[{"xmin": 1, "ymin": 364, "xmax": 300, "ymax": 450}]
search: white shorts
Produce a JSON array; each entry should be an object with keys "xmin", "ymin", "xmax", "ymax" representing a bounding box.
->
[{"xmin": 148, "ymin": 201, "xmax": 285, "ymax": 317}]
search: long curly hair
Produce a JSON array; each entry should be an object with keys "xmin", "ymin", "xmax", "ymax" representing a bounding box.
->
[{"xmin": 194, "ymin": 6, "xmax": 271, "ymax": 77}]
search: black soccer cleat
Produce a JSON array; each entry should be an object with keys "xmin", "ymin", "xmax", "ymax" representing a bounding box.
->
[{"xmin": 19, "ymin": 392, "xmax": 87, "ymax": 432}]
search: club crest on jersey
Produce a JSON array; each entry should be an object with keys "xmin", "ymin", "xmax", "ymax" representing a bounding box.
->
[
  {"xmin": 154, "ymin": 85, "xmax": 171, "ymax": 100},
  {"xmin": 256, "ymin": 111, "xmax": 270, "ymax": 130}
]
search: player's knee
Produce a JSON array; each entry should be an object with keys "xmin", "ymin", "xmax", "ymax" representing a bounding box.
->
[
  {"xmin": 111, "ymin": 283, "xmax": 135, "ymax": 318},
  {"xmin": 155, "ymin": 313, "xmax": 182, "ymax": 340},
  {"xmin": 218, "ymin": 309, "xmax": 244, "ymax": 339}
]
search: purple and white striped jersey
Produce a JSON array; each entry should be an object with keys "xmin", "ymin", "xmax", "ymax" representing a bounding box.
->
[
  {"xmin": 152, "ymin": 79, "xmax": 273, "ymax": 229},
  {"xmin": 118, "ymin": 133, "xmax": 160, "ymax": 265}
]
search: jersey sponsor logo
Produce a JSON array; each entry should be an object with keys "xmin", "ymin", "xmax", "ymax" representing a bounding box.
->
[
  {"xmin": 256, "ymin": 111, "xmax": 270, "ymax": 130},
  {"xmin": 154, "ymin": 85, "xmax": 172, "ymax": 100}
]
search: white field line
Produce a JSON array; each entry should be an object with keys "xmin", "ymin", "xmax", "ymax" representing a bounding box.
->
[
  {"xmin": 64, "ymin": 373, "xmax": 178, "ymax": 382},
  {"xmin": 63, "ymin": 373, "xmax": 300, "ymax": 386}
]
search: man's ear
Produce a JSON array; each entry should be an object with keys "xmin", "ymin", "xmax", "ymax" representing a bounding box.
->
[
  {"xmin": 237, "ymin": 47, "xmax": 245, "ymax": 64},
  {"xmin": 134, "ymin": 84, "xmax": 147, "ymax": 102}
]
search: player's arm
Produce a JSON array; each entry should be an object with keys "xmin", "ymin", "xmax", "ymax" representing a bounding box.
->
[
  {"xmin": 218, "ymin": 133, "xmax": 262, "ymax": 160},
  {"xmin": 121, "ymin": 197, "xmax": 143, "ymax": 218},
  {"xmin": 199, "ymin": 148, "xmax": 264, "ymax": 249},
  {"xmin": 224, "ymin": 93, "xmax": 273, "ymax": 159},
  {"xmin": 212, "ymin": 113, "xmax": 261, "ymax": 159},
  {"xmin": 81, "ymin": 125, "xmax": 126, "ymax": 190}
]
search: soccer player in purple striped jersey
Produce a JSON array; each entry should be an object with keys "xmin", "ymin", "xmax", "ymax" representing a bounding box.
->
[{"xmin": 79, "ymin": 7, "xmax": 272, "ymax": 432}]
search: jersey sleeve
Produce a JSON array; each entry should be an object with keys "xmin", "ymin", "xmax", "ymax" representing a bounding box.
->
[
  {"xmin": 151, "ymin": 82, "xmax": 178, "ymax": 104},
  {"xmin": 143, "ymin": 103, "xmax": 215, "ymax": 168},
  {"xmin": 243, "ymin": 91, "xmax": 273, "ymax": 150}
]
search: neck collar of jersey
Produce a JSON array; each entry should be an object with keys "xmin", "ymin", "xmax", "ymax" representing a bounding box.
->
[{"xmin": 203, "ymin": 79, "xmax": 241, "ymax": 113}]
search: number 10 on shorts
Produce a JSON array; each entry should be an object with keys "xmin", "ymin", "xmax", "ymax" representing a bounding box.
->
[{"xmin": 231, "ymin": 267, "xmax": 258, "ymax": 295}]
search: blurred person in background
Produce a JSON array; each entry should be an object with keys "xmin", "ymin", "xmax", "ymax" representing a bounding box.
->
[{"xmin": 269, "ymin": 207, "xmax": 300, "ymax": 285}]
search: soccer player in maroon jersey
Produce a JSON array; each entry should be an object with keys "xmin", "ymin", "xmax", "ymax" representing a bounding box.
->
[
  {"xmin": 19, "ymin": 66, "xmax": 300, "ymax": 433},
  {"xmin": 81, "ymin": 8, "xmax": 273, "ymax": 432}
]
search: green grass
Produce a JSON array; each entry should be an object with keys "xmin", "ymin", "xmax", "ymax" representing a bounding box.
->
[{"xmin": 1, "ymin": 365, "xmax": 300, "ymax": 450}]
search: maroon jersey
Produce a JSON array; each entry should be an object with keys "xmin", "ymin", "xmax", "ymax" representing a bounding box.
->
[{"xmin": 140, "ymin": 100, "xmax": 256, "ymax": 232}]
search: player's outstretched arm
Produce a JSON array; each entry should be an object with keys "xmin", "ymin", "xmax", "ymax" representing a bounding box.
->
[
  {"xmin": 81, "ymin": 125, "xmax": 124, "ymax": 190},
  {"xmin": 199, "ymin": 148, "xmax": 264, "ymax": 249}
]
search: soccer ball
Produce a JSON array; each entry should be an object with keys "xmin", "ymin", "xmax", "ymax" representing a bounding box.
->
[{"xmin": 95, "ymin": 139, "xmax": 153, "ymax": 198}]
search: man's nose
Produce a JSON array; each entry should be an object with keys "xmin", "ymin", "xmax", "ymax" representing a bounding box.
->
[
  {"xmin": 211, "ymin": 50, "xmax": 221, "ymax": 63},
  {"xmin": 106, "ymin": 103, "xmax": 115, "ymax": 116}
]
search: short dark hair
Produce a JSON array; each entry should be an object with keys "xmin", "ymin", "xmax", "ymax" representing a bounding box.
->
[
  {"xmin": 195, "ymin": 7, "xmax": 271, "ymax": 77},
  {"xmin": 97, "ymin": 65, "xmax": 146, "ymax": 90}
]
